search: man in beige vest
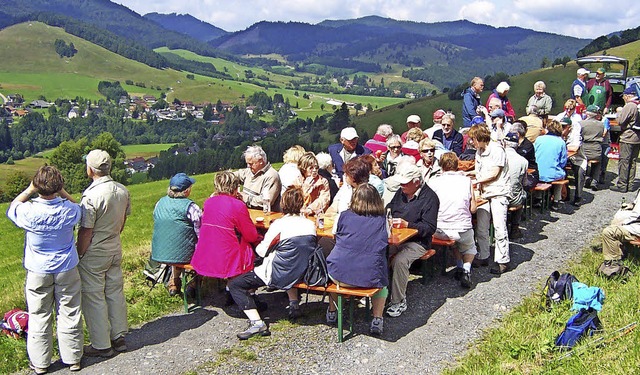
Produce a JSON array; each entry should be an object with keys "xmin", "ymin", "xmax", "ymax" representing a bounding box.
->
[{"xmin": 77, "ymin": 149, "xmax": 131, "ymax": 357}]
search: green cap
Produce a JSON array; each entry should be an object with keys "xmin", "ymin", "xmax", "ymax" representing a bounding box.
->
[
  {"xmin": 560, "ymin": 117, "xmax": 572, "ymax": 126},
  {"xmin": 596, "ymin": 67, "xmax": 606, "ymax": 74}
]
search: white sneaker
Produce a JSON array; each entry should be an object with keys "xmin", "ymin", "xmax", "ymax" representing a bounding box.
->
[{"xmin": 386, "ymin": 299, "xmax": 407, "ymax": 317}]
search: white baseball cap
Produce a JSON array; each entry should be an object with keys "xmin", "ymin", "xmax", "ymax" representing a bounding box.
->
[
  {"xmin": 340, "ymin": 127, "xmax": 359, "ymax": 140},
  {"xmin": 406, "ymin": 114, "xmax": 421, "ymax": 124},
  {"xmin": 577, "ymin": 68, "xmax": 590, "ymax": 76}
]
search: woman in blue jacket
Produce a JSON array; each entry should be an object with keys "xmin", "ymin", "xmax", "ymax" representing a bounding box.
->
[{"xmin": 326, "ymin": 183, "xmax": 389, "ymax": 335}]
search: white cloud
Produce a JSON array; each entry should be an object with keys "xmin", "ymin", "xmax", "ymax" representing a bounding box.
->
[{"xmin": 115, "ymin": 0, "xmax": 640, "ymax": 38}]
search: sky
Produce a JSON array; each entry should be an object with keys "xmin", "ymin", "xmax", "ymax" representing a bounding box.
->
[{"xmin": 114, "ymin": 0, "xmax": 640, "ymax": 39}]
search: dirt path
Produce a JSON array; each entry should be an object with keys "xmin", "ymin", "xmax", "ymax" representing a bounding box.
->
[{"xmin": 17, "ymin": 177, "xmax": 631, "ymax": 375}]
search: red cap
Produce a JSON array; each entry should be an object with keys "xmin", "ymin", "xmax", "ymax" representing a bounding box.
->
[{"xmin": 433, "ymin": 109, "xmax": 446, "ymax": 120}]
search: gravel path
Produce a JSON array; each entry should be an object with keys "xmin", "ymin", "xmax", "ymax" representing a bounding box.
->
[{"xmin": 18, "ymin": 177, "xmax": 634, "ymax": 375}]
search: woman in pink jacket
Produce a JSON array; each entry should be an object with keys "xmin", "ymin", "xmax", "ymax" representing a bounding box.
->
[{"xmin": 191, "ymin": 172, "xmax": 260, "ymax": 278}]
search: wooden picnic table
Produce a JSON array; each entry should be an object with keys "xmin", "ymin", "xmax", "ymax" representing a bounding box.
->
[{"xmin": 249, "ymin": 209, "xmax": 418, "ymax": 245}]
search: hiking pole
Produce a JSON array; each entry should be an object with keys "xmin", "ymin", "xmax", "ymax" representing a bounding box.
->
[{"xmin": 555, "ymin": 321, "xmax": 637, "ymax": 361}]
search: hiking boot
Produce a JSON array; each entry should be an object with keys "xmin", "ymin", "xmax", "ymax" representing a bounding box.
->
[
  {"xmin": 460, "ymin": 270, "xmax": 472, "ymax": 288},
  {"xmin": 83, "ymin": 345, "xmax": 115, "ymax": 358},
  {"xmin": 168, "ymin": 278, "xmax": 181, "ymax": 297},
  {"xmin": 369, "ymin": 317, "xmax": 384, "ymax": 335},
  {"xmin": 489, "ymin": 263, "xmax": 509, "ymax": 275},
  {"xmin": 472, "ymin": 257, "xmax": 489, "ymax": 268},
  {"xmin": 591, "ymin": 181, "xmax": 599, "ymax": 191},
  {"xmin": 29, "ymin": 362, "xmax": 48, "ymax": 375},
  {"xmin": 237, "ymin": 321, "xmax": 270, "ymax": 340},
  {"xmin": 168, "ymin": 285, "xmax": 180, "ymax": 297},
  {"xmin": 571, "ymin": 197, "xmax": 582, "ymax": 207},
  {"xmin": 611, "ymin": 186, "xmax": 628, "ymax": 193},
  {"xmin": 326, "ymin": 308, "xmax": 337, "ymax": 324},
  {"xmin": 288, "ymin": 302, "xmax": 302, "ymax": 319},
  {"xmin": 386, "ymin": 299, "xmax": 407, "ymax": 317},
  {"xmin": 111, "ymin": 336, "xmax": 127, "ymax": 352},
  {"xmin": 453, "ymin": 267, "xmax": 463, "ymax": 280},
  {"xmin": 69, "ymin": 363, "xmax": 81, "ymax": 372}
]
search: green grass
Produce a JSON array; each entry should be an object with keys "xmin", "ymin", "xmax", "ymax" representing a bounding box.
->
[
  {"xmin": 444, "ymin": 238, "xmax": 640, "ymax": 375},
  {"xmin": 121, "ymin": 143, "xmax": 176, "ymax": 159},
  {"xmin": 0, "ymin": 156, "xmax": 47, "ymax": 187}
]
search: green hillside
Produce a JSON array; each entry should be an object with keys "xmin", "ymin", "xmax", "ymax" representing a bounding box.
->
[
  {"xmin": 0, "ymin": 22, "xmax": 300, "ymax": 105},
  {"xmin": 0, "ymin": 22, "xmax": 406, "ymax": 119}
]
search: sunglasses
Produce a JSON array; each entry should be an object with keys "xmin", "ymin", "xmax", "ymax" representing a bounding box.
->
[
  {"xmin": 389, "ymin": 145, "xmax": 401, "ymax": 149},
  {"xmin": 421, "ymin": 148, "xmax": 435, "ymax": 153}
]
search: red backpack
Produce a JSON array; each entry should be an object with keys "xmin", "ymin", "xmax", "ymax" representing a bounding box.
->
[{"xmin": 1, "ymin": 309, "xmax": 29, "ymax": 339}]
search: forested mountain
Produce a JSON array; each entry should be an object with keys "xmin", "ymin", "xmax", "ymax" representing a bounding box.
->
[
  {"xmin": 578, "ymin": 24, "xmax": 640, "ymax": 57},
  {"xmin": 211, "ymin": 16, "xmax": 590, "ymax": 88},
  {"xmin": 143, "ymin": 12, "xmax": 228, "ymax": 42}
]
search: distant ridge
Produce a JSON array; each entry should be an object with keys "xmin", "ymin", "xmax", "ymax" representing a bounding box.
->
[{"xmin": 144, "ymin": 12, "xmax": 228, "ymax": 42}]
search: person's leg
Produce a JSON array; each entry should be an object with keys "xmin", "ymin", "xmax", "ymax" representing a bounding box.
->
[
  {"xmin": 600, "ymin": 143, "xmax": 610, "ymax": 182},
  {"xmin": 25, "ymin": 272, "xmax": 54, "ymax": 369},
  {"xmin": 105, "ymin": 253, "xmax": 128, "ymax": 343},
  {"xmin": 491, "ymin": 196, "xmax": 510, "ymax": 264},
  {"xmin": 54, "ymin": 268, "xmax": 83, "ymax": 366},
  {"xmin": 457, "ymin": 229, "xmax": 477, "ymax": 287},
  {"xmin": 168, "ymin": 266, "xmax": 182, "ymax": 295},
  {"xmin": 388, "ymin": 242, "xmax": 426, "ymax": 305},
  {"xmin": 510, "ymin": 208, "xmax": 523, "ymax": 238},
  {"xmin": 78, "ymin": 254, "xmax": 112, "ymax": 350},
  {"xmin": 628, "ymin": 144, "xmax": 640, "ymax": 191},
  {"xmin": 601, "ymin": 225, "xmax": 636, "ymax": 261},
  {"xmin": 475, "ymin": 203, "xmax": 491, "ymax": 261},
  {"xmin": 572, "ymin": 163, "xmax": 585, "ymax": 203},
  {"xmin": 228, "ymin": 272, "xmax": 269, "ymax": 339},
  {"xmin": 590, "ymin": 161, "xmax": 602, "ymax": 187},
  {"xmin": 617, "ymin": 142, "xmax": 632, "ymax": 190}
]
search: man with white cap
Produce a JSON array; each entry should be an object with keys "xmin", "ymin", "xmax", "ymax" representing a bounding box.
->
[
  {"xmin": 77, "ymin": 149, "xmax": 131, "ymax": 357},
  {"xmin": 401, "ymin": 114, "xmax": 422, "ymax": 143},
  {"xmin": 328, "ymin": 126, "xmax": 371, "ymax": 179},
  {"xmin": 385, "ymin": 163, "xmax": 439, "ymax": 317},
  {"xmin": 572, "ymin": 68, "xmax": 590, "ymax": 113}
]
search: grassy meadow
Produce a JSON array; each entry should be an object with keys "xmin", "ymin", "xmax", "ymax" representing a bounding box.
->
[{"xmin": 121, "ymin": 143, "xmax": 176, "ymax": 159}]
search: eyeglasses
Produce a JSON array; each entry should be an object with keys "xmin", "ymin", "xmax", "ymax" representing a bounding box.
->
[
  {"xmin": 421, "ymin": 148, "xmax": 435, "ymax": 153},
  {"xmin": 389, "ymin": 145, "xmax": 401, "ymax": 149}
]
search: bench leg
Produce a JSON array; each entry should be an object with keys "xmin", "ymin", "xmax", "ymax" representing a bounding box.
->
[
  {"xmin": 181, "ymin": 270, "xmax": 189, "ymax": 313},
  {"xmin": 337, "ymin": 294, "xmax": 344, "ymax": 343}
]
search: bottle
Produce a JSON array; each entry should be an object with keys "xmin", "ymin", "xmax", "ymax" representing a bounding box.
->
[
  {"xmin": 316, "ymin": 211, "xmax": 325, "ymax": 229},
  {"xmin": 262, "ymin": 194, "xmax": 270, "ymax": 215},
  {"xmin": 386, "ymin": 208, "xmax": 393, "ymax": 230}
]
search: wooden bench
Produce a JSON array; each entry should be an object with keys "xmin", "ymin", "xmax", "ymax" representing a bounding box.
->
[
  {"xmin": 167, "ymin": 264, "xmax": 202, "ymax": 313},
  {"xmin": 529, "ymin": 182, "xmax": 552, "ymax": 213},
  {"xmin": 293, "ymin": 282, "xmax": 381, "ymax": 342},
  {"xmin": 432, "ymin": 236, "xmax": 456, "ymax": 275},
  {"xmin": 551, "ymin": 179, "xmax": 570, "ymax": 203}
]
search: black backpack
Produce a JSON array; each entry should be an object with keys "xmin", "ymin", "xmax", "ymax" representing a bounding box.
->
[
  {"xmin": 544, "ymin": 271, "xmax": 578, "ymax": 308},
  {"xmin": 303, "ymin": 245, "xmax": 329, "ymax": 288}
]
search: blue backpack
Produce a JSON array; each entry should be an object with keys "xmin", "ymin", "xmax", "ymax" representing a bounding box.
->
[{"xmin": 555, "ymin": 308, "xmax": 602, "ymax": 349}]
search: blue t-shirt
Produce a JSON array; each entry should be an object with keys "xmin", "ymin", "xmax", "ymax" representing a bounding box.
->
[{"xmin": 7, "ymin": 197, "xmax": 81, "ymax": 273}]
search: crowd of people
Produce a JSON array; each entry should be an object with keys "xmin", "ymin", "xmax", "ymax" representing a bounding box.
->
[{"xmin": 7, "ymin": 70, "xmax": 640, "ymax": 372}]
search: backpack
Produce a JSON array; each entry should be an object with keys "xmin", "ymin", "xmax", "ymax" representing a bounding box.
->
[
  {"xmin": 1, "ymin": 309, "xmax": 29, "ymax": 339},
  {"xmin": 303, "ymin": 245, "xmax": 329, "ymax": 288},
  {"xmin": 143, "ymin": 257, "xmax": 171, "ymax": 290},
  {"xmin": 544, "ymin": 271, "xmax": 578, "ymax": 308},
  {"xmin": 555, "ymin": 308, "xmax": 602, "ymax": 349}
]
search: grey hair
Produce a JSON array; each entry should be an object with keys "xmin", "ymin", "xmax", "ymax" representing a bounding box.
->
[
  {"xmin": 90, "ymin": 166, "xmax": 109, "ymax": 177},
  {"xmin": 534, "ymin": 81, "xmax": 546, "ymax": 90},
  {"xmin": 511, "ymin": 122, "xmax": 526, "ymax": 137},
  {"xmin": 243, "ymin": 145, "xmax": 267, "ymax": 163},
  {"xmin": 386, "ymin": 134, "xmax": 402, "ymax": 147},
  {"xmin": 376, "ymin": 124, "xmax": 394, "ymax": 138},
  {"xmin": 315, "ymin": 152, "xmax": 333, "ymax": 170},
  {"xmin": 167, "ymin": 187, "xmax": 190, "ymax": 198}
]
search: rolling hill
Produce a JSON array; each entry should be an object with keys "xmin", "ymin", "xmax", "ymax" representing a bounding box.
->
[{"xmin": 210, "ymin": 16, "xmax": 590, "ymax": 89}]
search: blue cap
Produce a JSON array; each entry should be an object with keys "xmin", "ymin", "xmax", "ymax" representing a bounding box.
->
[
  {"xmin": 490, "ymin": 108, "xmax": 505, "ymax": 118},
  {"xmin": 504, "ymin": 132, "xmax": 519, "ymax": 143},
  {"xmin": 169, "ymin": 173, "xmax": 196, "ymax": 191},
  {"xmin": 471, "ymin": 115, "xmax": 485, "ymax": 125},
  {"xmin": 623, "ymin": 87, "xmax": 636, "ymax": 96}
]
